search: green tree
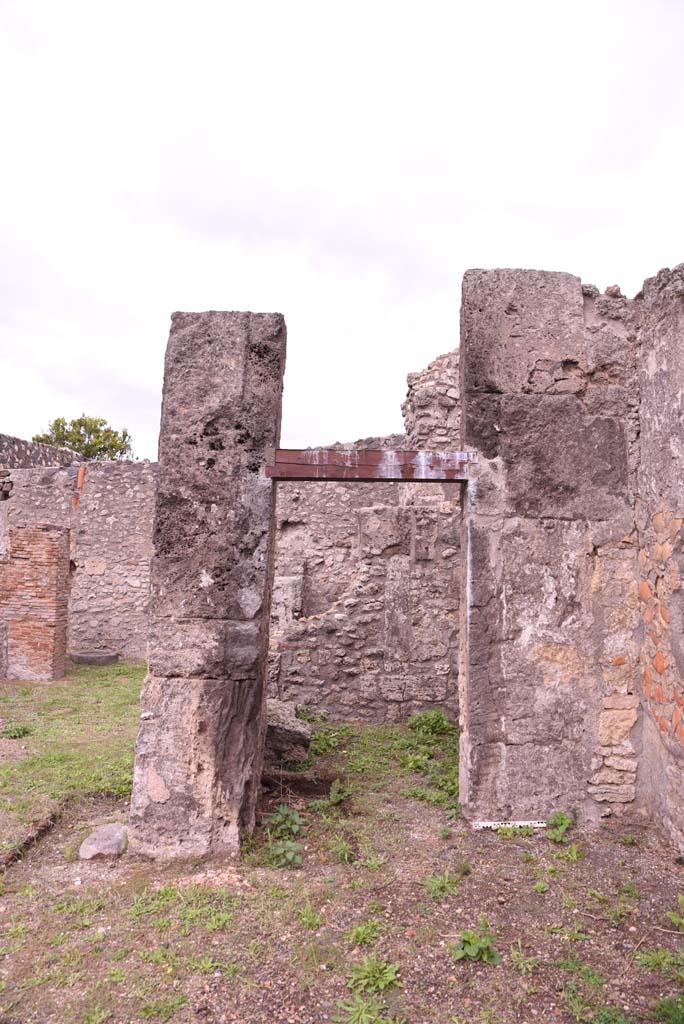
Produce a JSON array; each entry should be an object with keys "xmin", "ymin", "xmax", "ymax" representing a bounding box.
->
[{"xmin": 33, "ymin": 414, "xmax": 134, "ymax": 461}]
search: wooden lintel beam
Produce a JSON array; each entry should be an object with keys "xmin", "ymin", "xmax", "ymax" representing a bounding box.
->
[{"xmin": 264, "ymin": 448, "xmax": 478, "ymax": 483}]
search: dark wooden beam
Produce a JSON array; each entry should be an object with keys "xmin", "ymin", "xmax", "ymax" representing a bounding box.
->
[{"xmin": 264, "ymin": 449, "xmax": 478, "ymax": 482}]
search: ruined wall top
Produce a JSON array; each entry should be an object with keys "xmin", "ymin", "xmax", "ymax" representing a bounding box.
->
[
  {"xmin": 0, "ymin": 433, "xmax": 84, "ymax": 470},
  {"xmin": 402, "ymin": 350, "xmax": 460, "ymax": 449}
]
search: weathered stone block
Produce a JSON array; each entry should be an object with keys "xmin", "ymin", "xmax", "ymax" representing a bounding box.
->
[{"xmin": 129, "ymin": 312, "xmax": 286, "ymax": 859}]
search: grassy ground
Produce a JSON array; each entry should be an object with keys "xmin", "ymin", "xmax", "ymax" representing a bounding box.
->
[
  {"xmin": 0, "ymin": 662, "xmax": 145, "ymax": 856},
  {"xmin": 0, "ymin": 668, "xmax": 684, "ymax": 1023}
]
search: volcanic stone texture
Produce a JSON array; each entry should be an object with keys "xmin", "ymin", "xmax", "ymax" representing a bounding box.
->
[
  {"xmin": 0, "ymin": 513, "xmax": 70, "ymax": 680},
  {"xmin": 634, "ymin": 265, "xmax": 684, "ymax": 851},
  {"xmin": 459, "ymin": 270, "xmax": 640, "ymax": 824},
  {"xmin": 129, "ymin": 311, "xmax": 286, "ymax": 859}
]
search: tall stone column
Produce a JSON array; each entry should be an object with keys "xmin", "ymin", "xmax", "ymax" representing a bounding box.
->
[
  {"xmin": 459, "ymin": 270, "xmax": 639, "ymax": 823},
  {"xmin": 129, "ymin": 311, "xmax": 286, "ymax": 859}
]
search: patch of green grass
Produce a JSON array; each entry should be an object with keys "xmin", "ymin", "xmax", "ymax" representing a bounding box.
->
[
  {"xmin": 296, "ymin": 902, "xmax": 322, "ymax": 931},
  {"xmin": 0, "ymin": 663, "xmax": 144, "ymax": 838},
  {"xmin": 636, "ymin": 946, "xmax": 684, "ymax": 982},
  {"xmin": 652, "ymin": 996, "xmax": 684, "ymax": 1024},
  {"xmin": 497, "ymin": 824, "xmax": 535, "ymax": 838},
  {"xmin": 533, "ymin": 881, "xmax": 549, "ymax": 894},
  {"xmin": 329, "ymin": 836, "xmax": 356, "ymax": 864},
  {"xmin": 555, "ymin": 956, "xmax": 603, "ymax": 987},
  {"xmin": 139, "ymin": 994, "xmax": 188, "ymax": 1021}
]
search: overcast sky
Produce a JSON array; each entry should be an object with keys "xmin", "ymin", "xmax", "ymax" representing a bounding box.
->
[{"xmin": 2, "ymin": 1, "xmax": 684, "ymax": 459}]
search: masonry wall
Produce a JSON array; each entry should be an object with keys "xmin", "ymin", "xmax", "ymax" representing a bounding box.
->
[
  {"xmin": 0, "ymin": 515, "xmax": 70, "ymax": 680},
  {"xmin": 269, "ymin": 350, "xmax": 462, "ymax": 721},
  {"xmin": 0, "ymin": 433, "xmax": 83, "ymax": 470},
  {"xmin": 6, "ymin": 461, "xmax": 155, "ymax": 658},
  {"xmin": 633, "ymin": 265, "xmax": 684, "ymax": 851},
  {"xmin": 459, "ymin": 270, "xmax": 641, "ymax": 824}
]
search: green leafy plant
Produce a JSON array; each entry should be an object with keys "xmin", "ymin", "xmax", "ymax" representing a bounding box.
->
[
  {"xmin": 266, "ymin": 837, "xmax": 303, "ymax": 868},
  {"xmin": 33, "ymin": 414, "xmax": 133, "ymax": 460},
  {"xmin": 265, "ymin": 804, "xmax": 305, "ymax": 839},
  {"xmin": 562, "ymin": 982, "xmax": 592, "ymax": 1024},
  {"xmin": 618, "ymin": 835, "xmax": 639, "ymax": 847},
  {"xmin": 345, "ymin": 919, "xmax": 382, "ymax": 946},
  {"xmin": 546, "ymin": 811, "xmax": 573, "ymax": 843},
  {"xmin": 666, "ymin": 894, "xmax": 684, "ymax": 932},
  {"xmin": 421, "ymin": 864, "xmax": 470, "ymax": 900},
  {"xmin": 533, "ymin": 881, "xmax": 549, "ymax": 894},
  {"xmin": 450, "ymin": 916, "xmax": 502, "ymax": 965},
  {"xmin": 348, "ymin": 955, "xmax": 401, "ymax": 994},
  {"xmin": 555, "ymin": 843, "xmax": 584, "ymax": 863},
  {"xmin": 311, "ymin": 778, "xmax": 352, "ymax": 812},
  {"xmin": 407, "ymin": 709, "xmax": 455, "ymax": 737},
  {"xmin": 0, "ymin": 722, "xmax": 32, "ymax": 739},
  {"xmin": 335, "ymin": 994, "xmax": 403, "ymax": 1024}
]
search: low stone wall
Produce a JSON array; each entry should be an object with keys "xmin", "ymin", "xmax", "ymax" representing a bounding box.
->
[
  {"xmin": 0, "ymin": 433, "xmax": 83, "ymax": 470},
  {"xmin": 0, "ymin": 518, "xmax": 70, "ymax": 680},
  {"xmin": 6, "ymin": 461, "xmax": 155, "ymax": 659}
]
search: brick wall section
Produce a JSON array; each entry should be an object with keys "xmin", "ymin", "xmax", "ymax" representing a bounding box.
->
[
  {"xmin": 0, "ymin": 524, "xmax": 70, "ymax": 680},
  {"xmin": 6, "ymin": 461, "xmax": 155, "ymax": 658},
  {"xmin": 0, "ymin": 433, "xmax": 83, "ymax": 470}
]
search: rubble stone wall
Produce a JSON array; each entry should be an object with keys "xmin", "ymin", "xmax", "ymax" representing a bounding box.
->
[
  {"xmin": 269, "ymin": 350, "xmax": 462, "ymax": 721},
  {"xmin": 6, "ymin": 462, "xmax": 155, "ymax": 659},
  {"xmin": 0, "ymin": 515, "xmax": 70, "ymax": 680},
  {"xmin": 0, "ymin": 433, "xmax": 83, "ymax": 469}
]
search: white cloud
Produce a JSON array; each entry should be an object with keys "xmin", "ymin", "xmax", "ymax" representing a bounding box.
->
[{"xmin": 1, "ymin": 0, "xmax": 683, "ymax": 457}]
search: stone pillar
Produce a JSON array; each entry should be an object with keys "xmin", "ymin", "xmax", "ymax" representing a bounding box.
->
[
  {"xmin": 129, "ymin": 311, "xmax": 286, "ymax": 859},
  {"xmin": 459, "ymin": 270, "xmax": 638, "ymax": 823},
  {"xmin": 634, "ymin": 265, "xmax": 684, "ymax": 851}
]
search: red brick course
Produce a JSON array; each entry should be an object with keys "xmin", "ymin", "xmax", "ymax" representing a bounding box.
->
[{"xmin": 0, "ymin": 525, "xmax": 70, "ymax": 680}]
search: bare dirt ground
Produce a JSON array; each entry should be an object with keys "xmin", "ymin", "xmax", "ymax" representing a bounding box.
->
[{"xmin": 0, "ymin": 695, "xmax": 683, "ymax": 1024}]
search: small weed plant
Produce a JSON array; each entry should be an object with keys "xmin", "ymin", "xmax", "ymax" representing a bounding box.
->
[
  {"xmin": 510, "ymin": 939, "xmax": 540, "ymax": 975},
  {"xmin": 546, "ymin": 811, "xmax": 573, "ymax": 843},
  {"xmin": 0, "ymin": 722, "xmax": 32, "ymax": 739},
  {"xmin": 422, "ymin": 864, "xmax": 470, "ymax": 900},
  {"xmin": 345, "ymin": 919, "xmax": 382, "ymax": 946},
  {"xmin": 636, "ymin": 946, "xmax": 684, "ymax": 981},
  {"xmin": 666, "ymin": 894, "xmax": 684, "ymax": 932},
  {"xmin": 348, "ymin": 955, "xmax": 401, "ymax": 994},
  {"xmin": 450, "ymin": 916, "xmax": 502, "ymax": 965}
]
